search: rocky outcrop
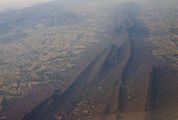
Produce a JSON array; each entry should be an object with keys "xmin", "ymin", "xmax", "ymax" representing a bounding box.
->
[
  {"xmin": 22, "ymin": 3, "xmax": 178, "ymax": 120},
  {"xmin": 22, "ymin": 3, "xmax": 149, "ymax": 120},
  {"xmin": 22, "ymin": 4, "xmax": 133, "ymax": 120},
  {"xmin": 22, "ymin": 33, "xmax": 131, "ymax": 120}
]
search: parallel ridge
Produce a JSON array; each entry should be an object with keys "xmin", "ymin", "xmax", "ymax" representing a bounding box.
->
[
  {"xmin": 23, "ymin": 3, "xmax": 178, "ymax": 120},
  {"xmin": 22, "ymin": 4, "xmax": 132, "ymax": 120}
]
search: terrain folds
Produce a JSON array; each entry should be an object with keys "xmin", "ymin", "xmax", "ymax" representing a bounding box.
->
[{"xmin": 23, "ymin": 1, "xmax": 178, "ymax": 120}]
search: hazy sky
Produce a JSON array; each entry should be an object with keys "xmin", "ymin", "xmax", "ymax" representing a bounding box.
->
[{"xmin": 0, "ymin": 0, "xmax": 54, "ymax": 11}]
